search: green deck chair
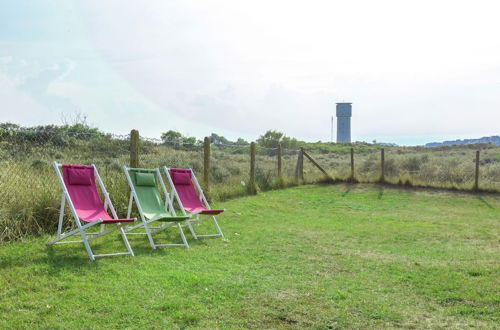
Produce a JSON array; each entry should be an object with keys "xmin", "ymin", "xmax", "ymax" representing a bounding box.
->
[{"xmin": 123, "ymin": 167, "xmax": 191, "ymax": 249}]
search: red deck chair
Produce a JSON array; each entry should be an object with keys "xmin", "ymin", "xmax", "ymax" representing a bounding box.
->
[
  {"xmin": 48, "ymin": 162, "xmax": 135, "ymax": 260},
  {"xmin": 163, "ymin": 167, "xmax": 224, "ymax": 240}
]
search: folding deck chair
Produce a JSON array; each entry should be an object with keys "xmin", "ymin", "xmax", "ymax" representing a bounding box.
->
[
  {"xmin": 163, "ymin": 167, "xmax": 224, "ymax": 240},
  {"xmin": 49, "ymin": 162, "xmax": 135, "ymax": 261},
  {"xmin": 123, "ymin": 167, "xmax": 192, "ymax": 249}
]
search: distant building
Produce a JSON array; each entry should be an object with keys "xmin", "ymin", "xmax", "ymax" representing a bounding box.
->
[{"xmin": 336, "ymin": 103, "xmax": 352, "ymax": 143}]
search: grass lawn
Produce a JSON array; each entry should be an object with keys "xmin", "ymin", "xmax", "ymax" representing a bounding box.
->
[{"xmin": 0, "ymin": 184, "xmax": 499, "ymax": 329}]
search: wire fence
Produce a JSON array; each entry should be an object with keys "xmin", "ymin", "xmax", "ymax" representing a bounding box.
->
[
  {"xmin": 306, "ymin": 146, "xmax": 500, "ymax": 191},
  {"xmin": 1, "ymin": 128, "xmax": 499, "ymax": 242}
]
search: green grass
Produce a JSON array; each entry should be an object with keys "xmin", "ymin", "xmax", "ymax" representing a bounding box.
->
[{"xmin": 1, "ymin": 184, "xmax": 499, "ymax": 329}]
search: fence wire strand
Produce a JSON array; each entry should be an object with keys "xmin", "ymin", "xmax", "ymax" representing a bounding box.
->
[{"xmin": 0, "ymin": 128, "xmax": 499, "ymax": 242}]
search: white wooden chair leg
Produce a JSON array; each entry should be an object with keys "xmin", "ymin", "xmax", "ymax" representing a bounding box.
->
[
  {"xmin": 79, "ymin": 229, "xmax": 95, "ymax": 261},
  {"xmin": 119, "ymin": 226, "xmax": 135, "ymax": 256},
  {"xmin": 56, "ymin": 195, "xmax": 66, "ymax": 237},
  {"xmin": 142, "ymin": 220, "xmax": 156, "ymax": 249},
  {"xmin": 127, "ymin": 192, "xmax": 133, "ymax": 218},
  {"xmin": 212, "ymin": 216, "xmax": 224, "ymax": 238},
  {"xmin": 187, "ymin": 220, "xmax": 198, "ymax": 239},
  {"xmin": 177, "ymin": 223, "xmax": 189, "ymax": 248}
]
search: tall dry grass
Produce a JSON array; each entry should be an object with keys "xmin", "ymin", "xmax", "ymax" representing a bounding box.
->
[{"xmin": 1, "ymin": 134, "xmax": 499, "ymax": 242}]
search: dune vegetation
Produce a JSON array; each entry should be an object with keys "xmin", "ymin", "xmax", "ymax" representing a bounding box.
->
[{"xmin": 1, "ymin": 123, "xmax": 499, "ymax": 242}]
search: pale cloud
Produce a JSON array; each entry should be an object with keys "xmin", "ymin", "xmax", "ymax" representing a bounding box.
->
[
  {"xmin": 0, "ymin": 0, "xmax": 499, "ymax": 144},
  {"xmin": 0, "ymin": 71, "xmax": 53, "ymax": 125}
]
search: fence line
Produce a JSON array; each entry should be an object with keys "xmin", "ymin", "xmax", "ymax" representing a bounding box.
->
[
  {"xmin": 0, "ymin": 127, "xmax": 496, "ymax": 195},
  {"xmin": 193, "ymin": 136, "xmax": 494, "ymax": 195},
  {"xmin": 0, "ymin": 127, "xmax": 499, "ymax": 242}
]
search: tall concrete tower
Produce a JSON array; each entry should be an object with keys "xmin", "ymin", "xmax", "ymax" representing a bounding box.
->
[{"xmin": 336, "ymin": 103, "xmax": 352, "ymax": 143}]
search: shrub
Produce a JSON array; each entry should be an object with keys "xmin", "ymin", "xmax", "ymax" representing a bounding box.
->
[
  {"xmin": 211, "ymin": 165, "xmax": 231, "ymax": 182},
  {"xmin": 403, "ymin": 156, "xmax": 422, "ymax": 172},
  {"xmin": 255, "ymin": 166, "xmax": 275, "ymax": 190}
]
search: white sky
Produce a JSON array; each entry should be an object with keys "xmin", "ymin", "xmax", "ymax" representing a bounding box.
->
[{"xmin": 0, "ymin": 0, "xmax": 499, "ymax": 145}]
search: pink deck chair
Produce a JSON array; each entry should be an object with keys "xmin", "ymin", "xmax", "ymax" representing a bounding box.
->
[
  {"xmin": 164, "ymin": 167, "xmax": 224, "ymax": 240},
  {"xmin": 48, "ymin": 162, "xmax": 135, "ymax": 260}
]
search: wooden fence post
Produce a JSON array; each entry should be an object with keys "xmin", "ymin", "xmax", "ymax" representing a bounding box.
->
[
  {"xmin": 380, "ymin": 148, "xmax": 385, "ymax": 183},
  {"xmin": 295, "ymin": 148, "xmax": 304, "ymax": 183},
  {"xmin": 294, "ymin": 150, "xmax": 299, "ymax": 181},
  {"xmin": 350, "ymin": 147, "xmax": 354, "ymax": 180},
  {"xmin": 277, "ymin": 143, "xmax": 282, "ymax": 179},
  {"xmin": 130, "ymin": 129, "xmax": 139, "ymax": 168},
  {"xmin": 299, "ymin": 147, "xmax": 304, "ymax": 181},
  {"xmin": 474, "ymin": 150, "xmax": 480, "ymax": 191},
  {"xmin": 249, "ymin": 142, "xmax": 257, "ymax": 194},
  {"xmin": 203, "ymin": 137, "xmax": 210, "ymax": 193}
]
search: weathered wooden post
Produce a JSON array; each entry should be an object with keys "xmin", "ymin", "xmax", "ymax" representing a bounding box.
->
[
  {"xmin": 130, "ymin": 129, "xmax": 140, "ymax": 168},
  {"xmin": 249, "ymin": 142, "xmax": 257, "ymax": 194},
  {"xmin": 295, "ymin": 148, "xmax": 305, "ymax": 183},
  {"xmin": 294, "ymin": 150, "xmax": 299, "ymax": 182},
  {"xmin": 474, "ymin": 150, "xmax": 480, "ymax": 191},
  {"xmin": 277, "ymin": 143, "xmax": 282, "ymax": 179},
  {"xmin": 299, "ymin": 147, "xmax": 304, "ymax": 181},
  {"xmin": 350, "ymin": 147, "xmax": 354, "ymax": 180},
  {"xmin": 203, "ymin": 137, "xmax": 210, "ymax": 193},
  {"xmin": 380, "ymin": 148, "xmax": 385, "ymax": 183}
]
